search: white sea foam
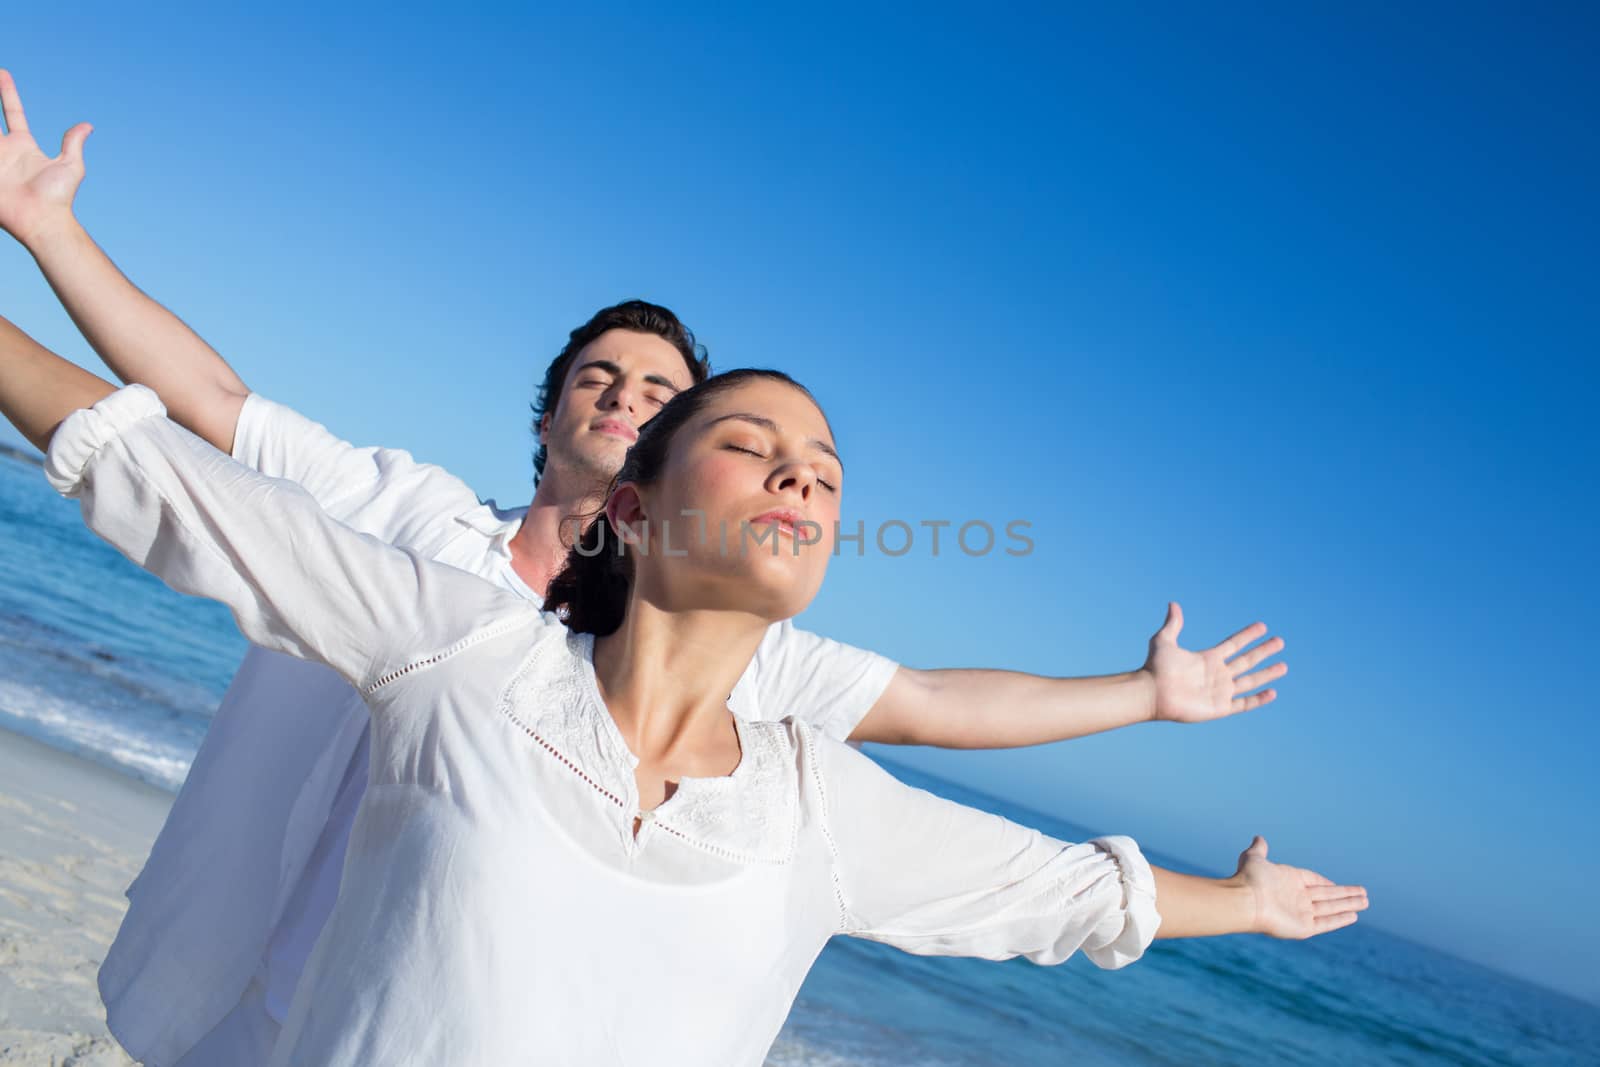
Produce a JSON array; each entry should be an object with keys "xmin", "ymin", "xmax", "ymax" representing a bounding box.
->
[
  {"xmin": 0, "ymin": 678, "xmax": 192, "ymax": 792},
  {"xmin": 764, "ymin": 1035, "xmax": 871, "ymax": 1065}
]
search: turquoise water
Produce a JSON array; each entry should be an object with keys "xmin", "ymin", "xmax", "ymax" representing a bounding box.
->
[{"xmin": 2, "ymin": 450, "xmax": 1597, "ymax": 1065}]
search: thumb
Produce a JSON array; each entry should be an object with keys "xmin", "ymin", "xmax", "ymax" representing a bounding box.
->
[
  {"xmin": 1241, "ymin": 834, "xmax": 1268, "ymax": 863},
  {"xmin": 59, "ymin": 122, "xmax": 92, "ymax": 166},
  {"xmin": 1156, "ymin": 601, "xmax": 1183, "ymax": 641}
]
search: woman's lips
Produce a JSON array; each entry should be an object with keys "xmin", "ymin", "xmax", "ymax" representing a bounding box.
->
[{"xmin": 749, "ymin": 510, "xmax": 805, "ymax": 538}]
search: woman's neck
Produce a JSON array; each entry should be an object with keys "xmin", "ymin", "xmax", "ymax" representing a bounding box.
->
[{"xmin": 591, "ymin": 599, "xmax": 767, "ymax": 776}]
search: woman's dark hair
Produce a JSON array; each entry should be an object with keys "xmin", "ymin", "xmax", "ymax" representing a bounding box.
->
[
  {"xmin": 544, "ymin": 368, "xmax": 826, "ymax": 636},
  {"xmin": 530, "ymin": 300, "xmax": 712, "ymax": 485}
]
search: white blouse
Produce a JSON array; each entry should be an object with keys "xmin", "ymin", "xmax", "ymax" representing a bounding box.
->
[
  {"xmin": 50, "ymin": 387, "xmax": 1161, "ymax": 1067},
  {"xmin": 98, "ymin": 393, "xmax": 899, "ymax": 1066}
]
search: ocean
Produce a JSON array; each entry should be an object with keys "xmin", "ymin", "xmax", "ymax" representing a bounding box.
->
[{"xmin": 2, "ymin": 446, "xmax": 1597, "ymax": 1065}]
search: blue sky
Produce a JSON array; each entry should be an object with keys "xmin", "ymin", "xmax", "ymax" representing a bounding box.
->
[{"xmin": 3, "ymin": 4, "xmax": 1596, "ymax": 1005}]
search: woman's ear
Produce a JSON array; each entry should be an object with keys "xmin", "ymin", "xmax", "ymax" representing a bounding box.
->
[{"xmin": 605, "ymin": 483, "xmax": 649, "ymax": 550}]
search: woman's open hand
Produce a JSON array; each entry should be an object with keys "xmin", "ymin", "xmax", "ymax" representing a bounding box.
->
[{"xmin": 1232, "ymin": 835, "xmax": 1369, "ymax": 939}]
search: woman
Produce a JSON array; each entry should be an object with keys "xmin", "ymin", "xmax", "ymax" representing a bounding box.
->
[{"xmin": 3, "ymin": 340, "xmax": 1367, "ymax": 1064}]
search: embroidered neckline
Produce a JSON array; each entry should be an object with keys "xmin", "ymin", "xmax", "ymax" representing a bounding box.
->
[{"xmin": 495, "ymin": 630, "xmax": 798, "ymax": 865}]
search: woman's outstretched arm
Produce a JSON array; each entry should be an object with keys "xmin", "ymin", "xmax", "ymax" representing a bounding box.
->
[
  {"xmin": 0, "ymin": 313, "xmax": 114, "ymax": 451},
  {"xmin": 811, "ymin": 728, "xmax": 1367, "ymax": 968},
  {"xmin": 0, "ymin": 318, "xmax": 532, "ymax": 693},
  {"xmin": 1152, "ymin": 835, "xmax": 1368, "ymax": 940},
  {"xmin": 31, "ymin": 386, "xmax": 533, "ymax": 693}
]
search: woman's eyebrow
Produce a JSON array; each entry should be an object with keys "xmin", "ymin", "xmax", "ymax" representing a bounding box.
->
[{"xmin": 707, "ymin": 412, "xmax": 844, "ymax": 471}]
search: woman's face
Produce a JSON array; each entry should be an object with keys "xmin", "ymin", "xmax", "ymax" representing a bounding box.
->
[{"xmin": 616, "ymin": 377, "xmax": 843, "ymax": 623}]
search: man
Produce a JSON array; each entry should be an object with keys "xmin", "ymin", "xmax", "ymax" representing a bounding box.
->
[{"xmin": 0, "ymin": 71, "xmax": 1287, "ymax": 1066}]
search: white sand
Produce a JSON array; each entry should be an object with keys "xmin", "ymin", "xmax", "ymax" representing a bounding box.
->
[{"xmin": 0, "ymin": 729, "xmax": 171, "ymax": 1065}]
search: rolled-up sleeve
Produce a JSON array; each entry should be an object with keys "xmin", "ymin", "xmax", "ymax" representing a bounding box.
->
[
  {"xmin": 46, "ymin": 385, "xmax": 526, "ymax": 693},
  {"xmin": 808, "ymin": 728, "xmax": 1160, "ymax": 969}
]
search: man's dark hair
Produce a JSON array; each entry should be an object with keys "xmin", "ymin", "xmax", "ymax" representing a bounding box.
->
[{"xmin": 530, "ymin": 300, "xmax": 711, "ymax": 485}]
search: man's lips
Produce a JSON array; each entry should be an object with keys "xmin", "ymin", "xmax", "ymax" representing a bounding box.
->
[{"xmin": 591, "ymin": 418, "xmax": 638, "ymax": 442}]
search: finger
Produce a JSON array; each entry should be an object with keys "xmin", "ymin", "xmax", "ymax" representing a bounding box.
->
[
  {"xmin": 1232, "ymin": 662, "xmax": 1288, "ymax": 694},
  {"xmin": 1241, "ymin": 835, "xmax": 1268, "ymax": 861},
  {"xmin": 0, "ymin": 69, "xmax": 29, "ymax": 135},
  {"xmin": 1299, "ymin": 870, "xmax": 1335, "ymax": 887},
  {"xmin": 1228, "ymin": 635, "xmax": 1285, "ymax": 673},
  {"xmin": 1228, "ymin": 688, "xmax": 1278, "ymax": 713},
  {"xmin": 1312, "ymin": 912, "xmax": 1360, "ymax": 935},
  {"xmin": 59, "ymin": 122, "xmax": 92, "ymax": 165},
  {"xmin": 1216, "ymin": 620, "xmax": 1269, "ymax": 658},
  {"xmin": 1309, "ymin": 887, "xmax": 1369, "ymax": 908}
]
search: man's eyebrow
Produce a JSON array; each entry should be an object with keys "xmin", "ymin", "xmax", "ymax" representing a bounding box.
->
[
  {"xmin": 642, "ymin": 373, "xmax": 683, "ymax": 393},
  {"xmin": 707, "ymin": 412, "xmax": 844, "ymax": 471},
  {"xmin": 573, "ymin": 359, "xmax": 621, "ymax": 378}
]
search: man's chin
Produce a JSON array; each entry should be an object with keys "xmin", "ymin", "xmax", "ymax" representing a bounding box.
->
[{"xmin": 558, "ymin": 435, "xmax": 631, "ymax": 480}]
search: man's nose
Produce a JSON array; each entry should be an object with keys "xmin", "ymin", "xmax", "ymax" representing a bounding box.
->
[{"xmin": 602, "ymin": 382, "xmax": 637, "ymax": 414}]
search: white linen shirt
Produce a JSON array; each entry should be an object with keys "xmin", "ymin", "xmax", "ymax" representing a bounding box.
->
[
  {"xmin": 62, "ymin": 389, "xmax": 1160, "ymax": 1066},
  {"xmin": 96, "ymin": 392, "xmax": 900, "ymax": 1066}
]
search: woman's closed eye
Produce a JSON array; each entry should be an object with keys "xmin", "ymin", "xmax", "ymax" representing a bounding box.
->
[{"xmin": 726, "ymin": 443, "xmax": 840, "ymax": 493}]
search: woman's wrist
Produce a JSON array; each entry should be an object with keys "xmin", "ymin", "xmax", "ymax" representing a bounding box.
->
[{"xmin": 1219, "ymin": 874, "xmax": 1261, "ymax": 935}]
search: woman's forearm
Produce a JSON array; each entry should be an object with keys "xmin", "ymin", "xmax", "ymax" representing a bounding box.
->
[
  {"xmin": 1150, "ymin": 865, "xmax": 1257, "ymax": 939},
  {"xmin": 0, "ymin": 314, "xmax": 115, "ymax": 452}
]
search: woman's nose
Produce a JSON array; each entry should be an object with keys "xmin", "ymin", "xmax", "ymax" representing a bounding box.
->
[{"xmin": 771, "ymin": 464, "xmax": 814, "ymax": 498}]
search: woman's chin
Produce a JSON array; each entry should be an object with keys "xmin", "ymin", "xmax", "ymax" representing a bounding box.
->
[{"xmin": 710, "ymin": 572, "xmax": 819, "ymax": 623}]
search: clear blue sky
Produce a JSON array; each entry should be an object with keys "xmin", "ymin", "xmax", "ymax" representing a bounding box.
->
[{"xmin": 3, "ymin": 4, "xmax": 1596, "ymax": 1006}]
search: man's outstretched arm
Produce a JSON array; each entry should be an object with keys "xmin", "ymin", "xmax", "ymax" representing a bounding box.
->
[
  {"xmin": 849, "ymin": 603, "xmax": 1287, "ymax": 748},
  {"xmin": 0, "ymin": 70, "xmax": 248, "ymax": 453}
]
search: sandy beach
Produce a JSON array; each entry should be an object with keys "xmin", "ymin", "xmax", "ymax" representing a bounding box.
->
[{"xmin": 0, "ymin": 729, "xmax": 170, "ymax": 1066}]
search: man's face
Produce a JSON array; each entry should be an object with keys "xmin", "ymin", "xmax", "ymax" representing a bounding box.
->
[{"xmin": 539, "ymin": 329, "xmax": 694, "ymax": 486}]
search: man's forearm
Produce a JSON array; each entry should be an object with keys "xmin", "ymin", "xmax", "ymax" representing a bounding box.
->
[
  {"xmin": 851, "ymin": 667, "xmax": 1157, "ymax": 748},
  {"xmin": 25, "ymin": 214, "xmax": 248, "ymax": 453},
  {"xmin": 0, "ymin": 315, "xmax": 116, "ymax": 451}
]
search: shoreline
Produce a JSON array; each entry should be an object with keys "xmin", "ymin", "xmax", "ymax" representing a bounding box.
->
[
  {"xmin": 0, "ymin": 725, "xmax": 170, "ymax": 1065},
  {"xmin": 0, "ymin": 442, "xmax": 41, "ymax": 468}
]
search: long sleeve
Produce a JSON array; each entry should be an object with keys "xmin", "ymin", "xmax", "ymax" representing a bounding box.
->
[
  {"xmin": 806, "ymin": 727, "xmax": 1161, "ymax": 969},
  {"xmin": 738, "ymin": 620, "xmax": 899, "ymax": 741},
  {"xmin": 45, "ymin": 386, "xmax": 530, "ymax": 693},
  {"xmin": 230, "ymin": 392, "xmax": 487, "ymax": 548}
]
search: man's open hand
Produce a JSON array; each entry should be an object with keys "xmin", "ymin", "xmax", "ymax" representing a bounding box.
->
[
  {"xmin": 1142, "ymin": 602, "xmax": 1288, "ymax": 723},
  {"xmin": 0, "ymin": 69, "xmax": 92, "ymax": 246}
]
